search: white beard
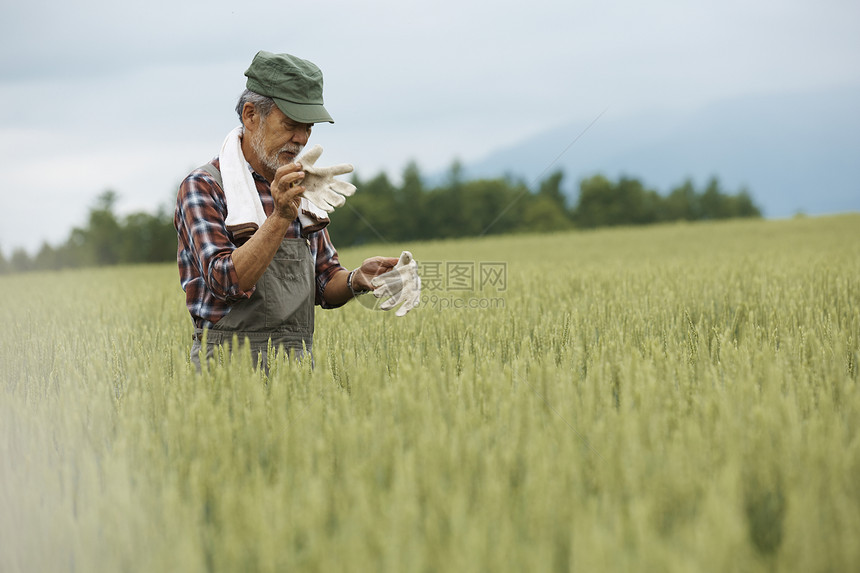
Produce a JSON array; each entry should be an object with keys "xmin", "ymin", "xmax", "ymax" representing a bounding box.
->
[{"xmin": 248, "ymin": 124, "xmax": 304, "ymax": 173}]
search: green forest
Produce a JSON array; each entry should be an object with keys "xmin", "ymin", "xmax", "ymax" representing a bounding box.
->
[{"xmin": 0, "ymin": 164, "xmax": 760, "ymax": 274}]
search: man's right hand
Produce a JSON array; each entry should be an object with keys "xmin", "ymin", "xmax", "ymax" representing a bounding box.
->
[
  {"xmin": 271, "ymin": 162, "xmax": 306, "ymax": 221},
  {"xmin": 232, "ymin": 161, "xmax": 306, "ymax": 292}
]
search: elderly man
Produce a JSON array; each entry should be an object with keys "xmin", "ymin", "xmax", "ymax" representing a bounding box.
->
[{"xmin": 175, "ymin": 51, "xmax": 416, "ymax": 370}]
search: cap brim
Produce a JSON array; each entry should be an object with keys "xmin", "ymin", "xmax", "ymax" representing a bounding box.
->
[{"xmin": 273, "ymin": 98, "xmax": 334, "ymax": 124}]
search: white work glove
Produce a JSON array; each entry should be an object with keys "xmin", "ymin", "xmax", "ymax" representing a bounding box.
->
[
  {"xmin": 298, "ymin": 144, "xmax": 356, "ymax": 212},
  {"xmin": 371, "ymin": 251, "xmax": 421, "ymax": 317}
]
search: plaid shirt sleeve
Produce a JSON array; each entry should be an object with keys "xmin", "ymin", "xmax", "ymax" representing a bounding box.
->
[
  {"xmin": 312, "ymin": 226, "xmax": 348, "ymax": 309},
  {"xmin": 174, "ymin": 163, "xmax": 254, "ymax": 325}
]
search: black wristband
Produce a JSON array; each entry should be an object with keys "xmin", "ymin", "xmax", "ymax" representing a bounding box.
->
[{"xmin": 347, "ymin": 269, "xmax": 370, "ymax": 297}]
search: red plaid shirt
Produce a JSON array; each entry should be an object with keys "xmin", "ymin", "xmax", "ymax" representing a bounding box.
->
[{"xmin": 174, "ymin": 158, "xmax": 347, "ymax": 328}]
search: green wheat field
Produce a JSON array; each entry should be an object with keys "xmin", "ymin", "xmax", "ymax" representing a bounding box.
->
[{"xmin": 2, "ymin": 214, "xmax": 858, "ymax": 572}]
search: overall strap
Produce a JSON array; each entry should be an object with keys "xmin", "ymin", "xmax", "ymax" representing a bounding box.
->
[{"xmin": 198, "ymin": 163, "xmax": 223, "ymax": 188}]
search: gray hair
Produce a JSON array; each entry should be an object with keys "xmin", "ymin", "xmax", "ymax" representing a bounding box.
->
[{"xmin": 235, "ymin": 89, "xmax": 276, "ymax": 126}]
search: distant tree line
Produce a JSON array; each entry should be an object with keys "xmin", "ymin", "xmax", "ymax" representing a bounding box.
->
[
  {"xmin": 0, "ymin": 164, "xmax": 760, "ymax": 274},
  {"xmin": 0, "ymin": 191, "xmax": 176, "ymax": 274}
]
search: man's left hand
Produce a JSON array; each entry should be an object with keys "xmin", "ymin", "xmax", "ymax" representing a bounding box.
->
[{"xmin": 351, "ymin": 256, "xmax": 399, "ymax": 292}]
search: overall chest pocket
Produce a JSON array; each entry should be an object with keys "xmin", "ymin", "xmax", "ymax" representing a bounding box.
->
[{"xmin": 262, "ymin": 240, "xmax": 314, "ymax": 330}]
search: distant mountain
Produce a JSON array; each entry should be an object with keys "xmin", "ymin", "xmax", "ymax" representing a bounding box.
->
[{"xmin": 461, "ymin": 85, "xmax": 860, "ymax": 218}]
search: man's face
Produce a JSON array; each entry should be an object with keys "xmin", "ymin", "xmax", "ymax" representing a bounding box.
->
[{"xmin": 248, "ymin": 106, "xmax": 313, "ymax": 174}]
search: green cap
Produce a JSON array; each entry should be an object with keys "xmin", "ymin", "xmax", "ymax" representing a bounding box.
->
[{"xmin": 244, "ymin": 51, "xmax": 334, "ymax": 124}]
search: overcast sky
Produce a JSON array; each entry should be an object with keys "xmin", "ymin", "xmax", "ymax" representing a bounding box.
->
[{"xmin": 1, "ymin": 0, "xmax": 858, "ymax": 254}]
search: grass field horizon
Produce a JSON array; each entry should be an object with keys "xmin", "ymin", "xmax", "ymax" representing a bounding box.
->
[{"xmin": 2, "ymin": 214, "xmax": 858, "ymax": 572}]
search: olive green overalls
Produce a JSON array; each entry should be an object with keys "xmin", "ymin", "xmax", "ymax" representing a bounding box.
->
[{"xmin": 190, "ymin": 164, "xmax": 315, "ymax": 372}]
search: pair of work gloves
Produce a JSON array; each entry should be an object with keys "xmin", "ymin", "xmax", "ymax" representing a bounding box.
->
[
  {"xmin": 299, "ymin": 146, "xmax": 420, "ymax": 317},
  {"xmin": 371, "ymin": 251, "xmax": 421, "ymax": 317},
  {"xmin": 299, "ymin": 144, "xmax": 356, "ymax": 212}
]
